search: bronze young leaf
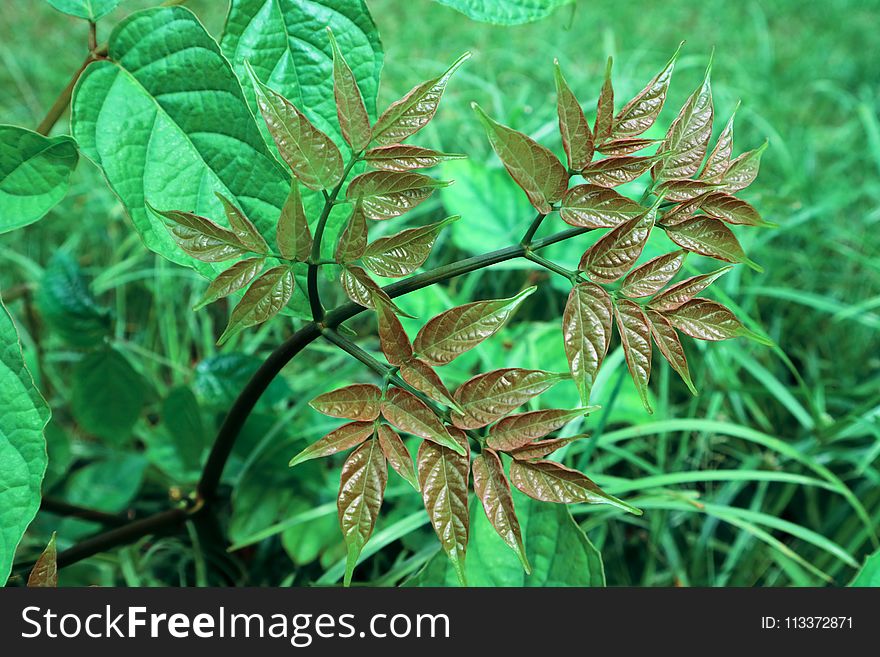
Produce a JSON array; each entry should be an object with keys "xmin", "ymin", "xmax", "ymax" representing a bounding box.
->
[
  {"xmin": 613, "ymin": 299, "xmax": 654, "ymax": 413},
  {"xmin": 618, "ymin": 250, "xmax": 687, "ymax": 298},
  {"xmin": 382, "ymin": 387, "xmax": 466, "ymax": 455},
  {"xmin": 472, "ymin": 449, "xmax": 530, "ymax": 572},
  {"xmin": 554, "ymin": 59, "xmax": 594, "ymax": 171},
  {"xmin": 644, "ymin": 309, "xmax": 698, "ymax": 395},
  {"xmin": 594, "ymin": 57, "xmax": 614, "ymax": 144},
  {"xmin": 346, "ymin": 170, "xmax": 451, "ymax": 221},
  {"xmin": 335, "ymin": 202, "xmax": 369, "ymax": 264},
  {"xmin": 664, "ymin": 216, "xmax": 762, "ymax": 271},
  {"xmin": 578, "ymin": 204, "xmax": 656, "ymax": 282},
  {"xmin": 648, "ymin": 267, "xmax": 732, "ymax": 312},
  {"xmin": 340, "ymin": 265, "xmax": 410, "ymax": 316},
  {"xmin": 27, "ymin": 533, "xmax": 57, "ymax": 587},
  {"xmin": 338, "ymin": 438, "xmax": 387, "ymax": 586},
  {"xmin": 563, "ymin": 281, "xmax": 614, "ymax": 405},
  {"xmin": 276, "ymin": 181, "xmax": 313, "ymax": 262},
  {"xmin": 508, "ymin": 437, "xmax": 583, "ymax": 461},
  {"xmin": 218, "ymin": 265, "xmax": 295, "ymax": 345},
  {"xmin": 597, "ymin": 138, "xmax": 657, "ymax": 156},
  {"xmin": 398, "ymin": 358, "xmax": 459, "ymax": 410},
  {"xmin": 215, "ymin": 192, "xmax": 270, "ymax": 254},
  {"xmin": 697, "ymin": 192, "xmax": 771, "ymax": 227},
  {"xmin": 374, "ymin": 295, "xmax": 413, "ymax": 365},
  {"xmin": 194, "ymin": 256, "xmax": 265, "ymax": 310},
  {"xmin": 472, "ymin": 103, "xmax": 568, "ymax": 213},
  {"xmin": 664, "ymin": 298, "xmax": 771, "ymax": 345},
  {"xmin": 700, "ymin": 105, "xmax": 738, "ymax": 181},
  {"xmin": 362, "ymin": 216, "xmax": 459, "ymax": 278},
  {"xmin": 365, "ymin": 144, "xmax": 466, "ymax": 172},
  {"xmin": 310, "ymin": 383, "xmax": 383, "ymax": 421},
  {"xmin": 327, "ymin": 28, "xmax": 372, "ymax": 153},
  {"xmin": 719, "ymin": 141, "xmax": 767, "ymax": 192},
  {"xmin": 560, "ymin": 184, "xmax": 644, "ymax": 228},
  {"xmin": 376, "ymin": 424, "xmax": 419, "ymax": 490},
  {"xmin": 149, "ymin": 205, "xmax": 251, "ymax": 263},
  {"xmin": 654, "ymin": 179, "xmax": 722, "ymax": 202},
  {"xmin": 580, "ymin": 155, "xmax": 658, "ymax": 187},
  {"xmin": 612, "ymin": 44, "xmax": 680, "ymax": 139},
  {"xmin": 487, "ymin": 407, "xmax": 595, "ymax": 452},
  {"xmin": 289, "ymin": 421, "xmax": 375, "ymax": 467}
]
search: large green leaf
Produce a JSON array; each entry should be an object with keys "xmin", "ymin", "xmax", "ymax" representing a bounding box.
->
[
  {"xmin": 0, "ymin": 125, "xmax": 78, "ymax": 234},
  {"xmin": 71, "ymin": 7, "xmax": 290, "ymax": 278},
  {"xmin": 221, "ymin": 0, "xmax": 383, "ymax": 145},
  {"xmin": 407, "ymin": 490, "xmax": 605, "ymax": 586},
  {"xmin": 849, "ymin": 549, "xmax": 880, "ymax": 586},
  {"xmin": 433, "ymin": 0, "xmax": 575, "ymax": 25},
  {"xmin": 0, "ymin": 300, "xmax": 49, "ymax": 585},
  {"xmin": 45, "ymin": 0, "xmax": 120, "ymax": 20}
]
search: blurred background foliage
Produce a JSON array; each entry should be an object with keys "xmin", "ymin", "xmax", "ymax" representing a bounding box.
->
[{"xmin": 1, "ymin": 0, "xmax": 878, "ymax": 586}]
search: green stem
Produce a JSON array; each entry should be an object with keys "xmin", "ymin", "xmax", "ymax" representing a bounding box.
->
[
  {"xmin": 520, "ymin": 212, "xmax": 548, "ymax": 246},
  {"xmin": 525, "ymin": 251, "xmax": 580, "ymax": 283}
]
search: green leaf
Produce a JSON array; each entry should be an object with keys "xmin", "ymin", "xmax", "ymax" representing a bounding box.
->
[
  {"xmin": 644, "ymin": 309, "xmax": 697, "ymax": 395},
  {"xmin": 488, "ymin": 408, "xmax": 593, "ymax": 452},
  {"xmin": 432, "ymin": 0, "xmax": 574, "ymax": 25},
  {"xmin": 382, "ymin": 388, "xmax": 465, "ymax": 455},
  {"xmin": 338, "ymin": 438, "xmax": 387, "ymax": 586},
  {"xmin": 560, "ymin": 184, "xmax": 644, "ymax": 228},
  {"xmin": 376, "ymin": 424, "xmax": 419, "ymax": 490},
  {"xmin": 71, "ymin": 7, "xmax": 290, "ymax": 278},
  {"xmin": 648, "ymin": 266, "xmax": 732, "ymax": 312},
  {"xmin": 0, "ymin": 299, "xmax": 49, "ymax": 585},
  {"xmin": 407, "ymin": 490, "xmax": 604, "ymax": 586},
  {"xmin": 663, "ymin": 297, "xmax": 770, "ymax": 344},
  {"xmin": 614, "ymin": 299, "xmax": 653, "ymax": 413},
  {"xmin": 45, "ymin": 0, "xmax": 119, "ymax": 20},
  {"xmin": 219, "ymin": 265, "xmax": 296, "ymax": 344},
  {"xmin": 246, "ymin": 62, "xmax": 343, "ymax": 191},
  {"xmin": 653, "ymin": 59, "xmax": 714, "ymax": 181},
  {"xmin": 276, "ymin": 181, "xmax": 313, "ymax": 262},
  {"xmin": 310, "ymin": 384, "xmax": 383, "ymax": 421},
  {"xmin": 619, "ymin": 250, "xmax": 687, "ymax": 298},
  {"xmin": 398, "ymin": 358, "xmax": 459, "ymax": 409},
  {"xmin": 289, "ymin": 421, "xmax": 374, "ymax": 467},
  {"xmin": 362, "ymin": 216, "xmax": 458, "ymax": 277},
  {"xmin": 27, "ymin": 533, "xmax": 57, "ymax": 588},
  {"xmin": 413, "ymin": 287, "xmax": 536, "ymax": 365},
  {"xmin": 719, "ymin": 141, "xmax": 767, "ymax": 192},
  {"xmin": 417, "ymin": 430, "xmax": 470, "ymax": 585},
  {"xmin": 365, "ymin": 145, "xmax": 466, "ymax": 172},
  {"xmin": 580, "ymin": 154, "xmax": 657, "ymax": 187},
  {"xmin": 372, "ymin": 53, "xmax": 470, "ymax": 146},
  {"xmin": 0, "ymin": 125, "xmax": 78, "ymax": 233},
  {"xmin": 472, "ymin": 450, "xmax": 530, "ymax": 571},
  {"xmin": 327, "ymin": 28, "xmax": 372, "ymax": 152},
  {"xmin": 594, "ymin": 57, "xmax": 614, "ymax": 144},
  {"xmin": 472, "ymin": 103, "xmax": 568, "ymax": 213},
  {"xmin": 222, "ymin": 0, "xmax": 383, "ymax": 146},
  {"xmin": 335, "ymin": 203, "xmax": 369, "ymax": 264},
  {"xmin": 562, "ymin": 281, "xmax": 613, "ymax": 405},
  {"xmin": 613, "ymin": 44, "xmax": 680, "ymax": 139},
  {"xmin": 71, "ymin": 347, "xmax": 146, "ymax": 442},
  {"xmin": 664, "ymin": 217, "xmax": 762, "ymax": 271},
  {"xmin": 194, "ymin": 352, "xmax": 291, "ymax": 410},
  {"xmin": 849, "ymin": 549, "xmax": 880, "ymax": 586},
  {"xmin": 510, "ymin": 459, "xmax": 642, "ymax": 515},
  {"xmin": 194, "ymin": 257, "xmax": 265, "ymax": 310},
  {"xmin": 161, "ymin": 386, "xmax": 208, "ymax": 471},
  {"xmin": 36, "ymin": 251, "xmax": 112, "ymax": 347},
  {"xmin": 578, "ymin": 204, "xmax": 655, "ymax": 282},
  {"xmin": 346, "ymin": 171, "xmax": 450, "ymax": 221},
  {"xmin": 451, "ymin": 368, "xmax": 567, "ymax": 430},
  {"xmin": 554, "ymin": 60, "xmax": 594, "ymax": 171}
]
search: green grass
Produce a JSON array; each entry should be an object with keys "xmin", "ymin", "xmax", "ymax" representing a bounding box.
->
[{"xmin": 1, "ymin": 0, "xmax": 878, "ymax": 586}]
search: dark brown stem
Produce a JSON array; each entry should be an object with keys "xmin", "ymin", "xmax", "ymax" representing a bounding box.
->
[
  {"xmin": 35, "ymin": 55, "xmax": 95, "ymax": 136},
  {"xmin": 40, "ymin": 497, "xmax": 129, "ymax": 527}
]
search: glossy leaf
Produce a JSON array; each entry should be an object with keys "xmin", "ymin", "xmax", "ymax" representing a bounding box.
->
[
  {"xmin": 362, "ymin": 216, "xmax": 458, "ymax": 277},
  {"xmin": 578, "ymin": 204, "xmax": 655, "ymax": 282},
  {"xmin": 276, "ymin": 181, "xmax": 313, "ymax": 262},
  {"xmin": 194, "ymin": 257, "xmax": 265, "ymax": 310},
  {"xmin": 335, "ymin": 203, "xmax": 369, "ymax": 264},
  {"xmin": 340, "ymin": 265, "xmax": 407, "ymax": 315},
  {"xmin": 613, "ymin": 46, "xmax": 679, "ymax": 139},
  {"xmin": 619, "ymin": 250, "xmax": 686, "ymax": 298},
  {"xmin": 399, "ymin": 358, "xmax": 459, "ymax": 409},
  {"xmin": 216, "ymin": 192, "xmax": 270, "ymax": 254},
  {"xmin": 554, "ymin": 60, "xmax": 594, "ymax": 170},
  {"xmin": 597, "ymin": 138, "xmax": 657, "ymax": 156},
  {"xmin": 659, "ymin": 197, "xmax": 702, "ymax": 226},
  {"xmin": 27, "ymin": 533, "xmax": 57, "ymax": 588},
  {"xmin": 655, "ymin": 179, "xmax": 721, "ymax": 202},
  {"xmin": 644, "ymin": 309, "xmax": 697, "ymax": 395},
  {"xmin": 665, "ymin": 217, "xmax": 762, "ymax": 271},
  {"xmin": 0, "ymin": 300, "xmax": 49, "ymax": 584},
  {"xmin": 246, "ymin": 62, "xmax": 343, "ymax": 191},
  {"xmin": 563, "ymin": 281, "xmax": 614, "ymax": 405},
  {"xmin": 472, "ymin": 450, "xmax": 530, "ymax": 571},
  {"xmin": 413, "ymin": 287, "xmax": 536, "ymax": 365},
  {"xmin": 0, "ymin": 126, "xmax": 78, "ymax": 234},
  {"xmin": 71, "ymin": 348, "xmax": 146, "ymax": 442},
  {"xmin": 346, "ymin": 170, "xmax": 450, "ymax": 221},
  {"xmin": 149, "ymin": 206, "xmax": 250, "ymax": 263},
  {"xmin": 648, "ymin": 267, "xmax": 732, "ymax": 312},
  {"xmin": 46, "ymin": 0, "xmax": 119, "ymax": 20},
  {"xmin": 510, "ymin": 460, "xmax": 641, "ymax": 515},
  {"xmin": 338, "ymin": 438, "xmax": 387, "ymax": 586},
  {"xmin": 328, "ymin": 28, "xmax": 372, "ymax": 152},
  {"xmin": 417, "ymin": 430, "xmax": 470, "ymax": 585},
  {"xmin": 580, "ymin": 155, "xmax": 657, "ymax": 187},
  {"xmin": 594, "ymin": 57, "xmax": 614, "ymax": 144},
  {"xmin": 509, "ymin": 437, "xmax": 582, "ymax": 461},
  {"xmin": 382, "ymin": 388, "xmax": 466, "ymax": 455},
  {"xmin": 614, "ymin": 299, "xmax": 653, "ymax": 412},
  {"xmin": 720, "ymin": 141, "xmax": 767, "ymax": 192},
  {"xmin": 664, "ymin": 298, "xmax": 770, "ymax": 344},
  {"xmin": 472, "ymin": 103, "xmax": 568, "ymax": 213},
  {"xmin": 289, "ymin": 421, "xmax": 374, "ymax": 467},
  {"xmin": 451, "ymin": 368, "xmax": 567, "ymax": 429},
  {"xmin": 700, "ymin": 106, "xmax": 737, "ymax": 181},
  {"xmin": 365, "ymin": 145, "xmax": 466, "ymax": 171},
  {"xmin": 310, "ymin": 384, "xmax": 383, "ymax": 421},
  {"xmin": 487, "ymin": 407, "xmax": 594, "ymax": 452},
  {"xmin": 219, "ymin": 266, "xmax": 295, "ymax": 344},
  {"xmin": 653, "ymin": 61, "xmax": 713, "ymax": 181},
  {"xmin": 376, "ymin": 424, "xmax": 418, "ymax": 490},
  {"xmin": 699, "ymin": 192, "xmax": 770, "ymax": 227},
  {"xmin": 559, "ymin": 184, "xmax": 644, "ymax": 228},
  {"xmin": 374, "ymin": 295, "xmax": 413, "ymax": 365},
  {"xmin": 372, "ymin": 53, "xmax": 470, "ymax": 145}
]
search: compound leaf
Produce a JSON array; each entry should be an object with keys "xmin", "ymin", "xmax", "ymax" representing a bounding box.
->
[
  {"xmin": 644, "ymin": 309, "xmax": 697, "ymax": 395},
  {"xmin": 276, "ymin": 181, "xmax": 313, "ymax": 262},
  {"xmin": 648, "ymin": 267, "xmax": 732, "ymax": 312},
  {"xmin": 487, "ymin": 407, "xmax": 594, "ymax": 452},
  {"xmin": 216, "ymin": 192, "xmax": 270, "ymax": 254},
  {"xmin": 554, "ymin": 60, "xmax": 594, "ymax": 170},
  {"xmin": 665, "ymin": 217, "xmax": 762, "ymax": 271},
  {"xmin": 509, "ymin": 437, "xmax": 582, "ymax": 461},
  {"xmin": 618, "ymin": 250, "xmax": 686, "ymax": 298},
  {"xmin": 335, "ymin": 203, "xmax": 369, "ymax": 264},
  {"xmin": 362, "ymin": 216, "xmax": 458, "ymax": 277},
  {"xmin": 376, "ymin": 424, "xmax": 418, "ymax": 490},
  {"xmin": 289, "ymin": 421, "xmax": 374, "ymax": 467},
  {"xmin": 472, "ymin": 450, "xmax": 529, "ymax": 571},
  {"xmin": 194, "ymin": 257, "xmax": 265, "ymax": 310},
  {"xmin": 594, "ymin": 57, "xmax": 614, "ymax": 144},
  {"xmin": 720, "ymin": 141, "xmax": 767, "ymax": 192},
  {"xmin": 563, "ymin": 281, "xmax": 613, "ymax": 405},
  {"xmin": 310, "ymin": 384, "xmax": 383, "ymax": 421},
  {"xmin": 580, "ymin": 155, "xmax": 657, "ymax": 187},
  {"xmin": 596, "ymin": 138, "xmax": 657, "ymax": 156},
  {"xmin": 700, "ymin": 106, "xmax": 737, "ymax": 181},
  {"xmin": 654, "ymin": 179, "xmax": 721, "ymax": 202},
  {"xmin": 340, "ymin": 266, "xmax": 408, "ymax": 316},
  {"xmin": 346, "ymin": 170, "xmax": 450, "ymax": 221},
  {"xmin": 663, "ymin": 298, "xmax": 770, "ymax": 344},
  {"xmin": 699, "ymin": 191, "xmax": 770, "ymax": 226},
  {"xmin": 149, "ymin": 206, "xmax": 250, "ymax": 263},
  {"xmin": 219, "ymin": 265, "xmax": 296, "ymax": 344},
  {"xmin": 399, "ymin": 358, "xmax": 459, "ymax": 410},
  {"xmin": 614, "ymin": 299, "xmax": 653, "ymax": 413},
  {"xmin": 374, "ymin": 295, "xmax": 413, "ymax": 365},
  {"xmin": 382, "ymin": 388, "xmax": 465, "ymax": 455},
  {"xmin": 328, "ymin": 28, "xmax": 372, "ymax": 152},
  {"xmin": 560, "ymin": 184, "xmax": 644, "ymax": 228},
  {"xmin": 365, "ymin": 145, "xmax": 466, "ymax": 172},
  {"xmin": 613, "ymin": 45, "xmax": 680, "ymax": 139},
  {"xmin": 578, "ymin": 205, "xmax": 655, "ymax": 282},
  {"xmin": 451, "ymin": 369, "xmax": 567, "ymax": 429}
]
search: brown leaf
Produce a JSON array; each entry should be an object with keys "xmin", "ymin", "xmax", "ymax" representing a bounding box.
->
[
  {"xmin": 663, "ymin": 297, "xmax": 756, "ymax": 342},
  {"xmin": 27, "ymin": 533, "xmax": 57, "ymax": 587},
  {"xmin": 597, "ymin": 138, "xmax": 657, "ymax": 156},
  {"xmin": 699, "ymin": 192, "xmax": 771, "ymax": 226},
  {"xmin": 340, "ymin": 265, "xmax": 409, "ymax": 315},
  {"xmin": 328, "ymin": 28, "xmax": 372, "ymax": 152},
  {"xmin": 594, "ymin": 57, "xmax": 614, "ymax": 143},
  {"xmin": 700, "ymin": 106, "xmax": 737, "ymax": 181},
  {"xmin": 399, "ymin": 358, "xmax": 458, "ymax": 409},
  {"xmin": 374, "ymin": 295, "xmax": 413, "ymax": 365},
  {"xmin": 472, "ymin": 449, "xmax": 530, "ymax": 571},
  {"xmin": 362, "ymin": 216, "xmax": 458, "ymax": 277},
  {"xmin": 618, "ymin": 250, "xmax": 686, "ymax": 298},
  {"xmin": 376, "ymin": 424, "xmax": 419, "ymax": 490},
  {"xmin": 560, "ymin": 184, "xmax": 644, "ymax": 228},
  {"xmin": 413, "ymin": 287, "xmax": 535, "ymax": 365},
  {"xmin": 365, "ymin": 144, "xmax": 466, "ymax": 172},
  {"xmin": 554, "ymin": 59, "xmax": 594, "ymax": 170},
  {"xmin": 613, "ymin": 45, "xmax": 680, "ymax": 139},
  {"xmin": 509, "ymin": 437, "xmax": 581, "ymax": 461},
  {"xmin": 346, "ymin": 170, "xmax": 450, "ymax": 221},
  {"xmin": 509, "ymin": 459, "xmax": 641, "ymax": 514},
  {"xmin": 338, "ymin": 438, "xmax": 387, "ymax": 586},
  {"xmin": 194, "ymin": 257, "xmax": 265, "ymax": 310},
  {"xmin": 665, "ymin": 217, "xmax": 762, "ymax": 271},
  {"xmin": 655, "ymin": 179, "xmax": 721, "ymax": 202},
  {"xmin": 644, "ymin": 309, "xmax": 697, "ymax": 395},
  {"xmin": 150, "ymin": 206, "xmax": 250, "ymax": 263},
  {"xmin": 648, "ymin": 266, "xmax": 732, "ymax": 312},
  {"xmin": 310, "ymin": 383, "xmax": 383, "ymax": 421},
  {"xmin": 614, "ymin": 299, "xmax": 653, "ymax": 413},
  {"xmin": 487, "ymin": 407, "xmax": 594, "ymax": 452},
  {"xmin": 335, "ymin": 203, "xmax": 369, "ymax": 263},
  {"xmin": 382, "ymin": 387, "xmax": 465, "ymax": 455},
  {"xmin": 215, "ymin": 192, "xmax": 270, "ymax": 254},
  {"xmin": 218, "ymin": 265, "xmax": 295, "ymax": 345},
  {"xmin": 418, "ymin": 430, "xmax": 470, "ymax": 585},
  {"xmin": 578, "ymin": 204, "xmax": 655, "ymax": 282},
  {"xmin": 719, "ymin": 141, "xmax": 767, "ymax": 192},
  {"xmin": 289, "ymin": 421, "xmax": 374, "ymax": 466},
  {"xmin": 451, "ymin": 368, "xmax": 567, "ymax": 429},
  {"xmin": 276, "ymin": 181, "xmax": 313, "ymax": 262},
  {"xmin": 563, "ymin": 281, "xmax": 614, "ymax": 405},
  {"xmin": 580, "ymin": 155, "xmax": 657, "ymax": 187},
  {"xmin": 473, "ymin": 103, "xmax": 568, "ymax": 213}
]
